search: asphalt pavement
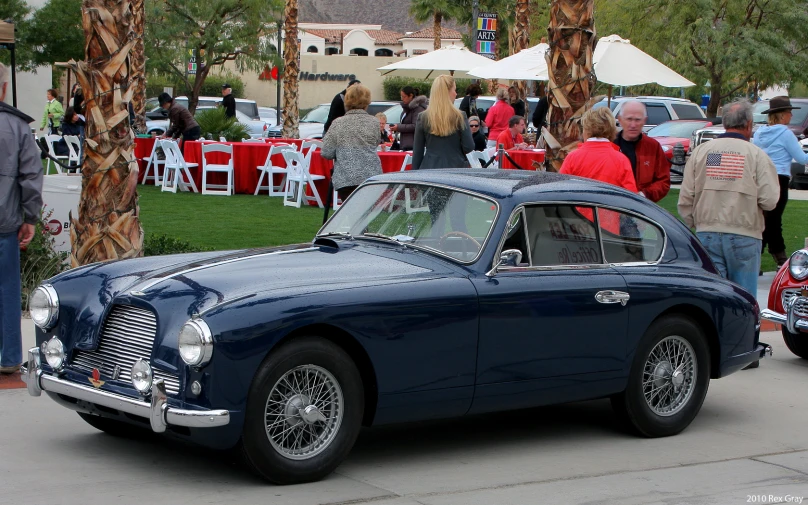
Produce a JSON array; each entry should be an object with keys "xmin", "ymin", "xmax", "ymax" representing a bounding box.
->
[{"xmin": 1, "ymin": 274, "xmax": 806, "ymax": 504}]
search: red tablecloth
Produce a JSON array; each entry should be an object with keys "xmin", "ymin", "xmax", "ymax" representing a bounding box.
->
[
  {"xmin": 183, "ymin": 141, "xmax": 288, "ymax": 193},
  {"xmin": 502, "ymin": 149, "xmax": 546, "ymax": 170},
  {"xmin": 134, "ymin": 137, "xmax": 157, "ymax": 181},
  {"xmin": 305, "ymin": 150, "xmax": 412, "ymax": 206},
  {"xmin": 265, "ymin": 138, "xmax": 305, "ymax": 150}
]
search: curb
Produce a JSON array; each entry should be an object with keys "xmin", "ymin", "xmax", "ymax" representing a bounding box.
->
[
  {"xmin": 760, "ymin": 320, "xmax": 781, "ymax": 332},
  {"xmin": 0, "ymin": 371, "xmax": 25, "ymax": 390}
]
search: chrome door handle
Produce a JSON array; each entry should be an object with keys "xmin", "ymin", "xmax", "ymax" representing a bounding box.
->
[{"xmin": 595, "ymin": 290, "xmax": 630, "ymax": 306}]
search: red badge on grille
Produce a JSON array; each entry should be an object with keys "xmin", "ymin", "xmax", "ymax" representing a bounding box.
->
[{"xmin": 89, "ymin": 368, "xmax": 105, "ymax": 388}]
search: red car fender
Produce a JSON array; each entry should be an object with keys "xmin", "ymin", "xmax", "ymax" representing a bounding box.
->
[{"xmin": 768, "ymin": 262, "xmax": 800, "ymax": 312}]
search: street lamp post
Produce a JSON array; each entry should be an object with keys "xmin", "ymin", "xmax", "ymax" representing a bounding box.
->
[{"xmin": 472, "ymin": 0, "xmax": 479, "ymax": 54}]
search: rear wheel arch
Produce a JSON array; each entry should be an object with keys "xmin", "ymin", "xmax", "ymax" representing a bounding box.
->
[
  {"xmin": 652, "ymin": 305, "xmax": 720, "ymax": 378},
  {"xmin": 271, "ymin": 323, "xmax": 379, "ymax": 426}
]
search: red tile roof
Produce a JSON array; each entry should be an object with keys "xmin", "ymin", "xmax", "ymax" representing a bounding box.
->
[
  {"xmin": 400, "ymin": 27, "xmax": 463, "ymax": 40},
  {"xmin": 303, "ymin": 28, "xmax": 405, "ymax": 46}
]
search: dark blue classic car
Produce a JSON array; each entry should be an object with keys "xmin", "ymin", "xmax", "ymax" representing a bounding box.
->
[{"xmin": 23, "ymin": 170, "xmax": 770, "ymax": 484}]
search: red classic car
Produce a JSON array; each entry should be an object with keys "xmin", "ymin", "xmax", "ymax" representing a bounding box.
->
[{"xmin": 762, "ymin": 247, "xmax": 808, "ymax": 358}]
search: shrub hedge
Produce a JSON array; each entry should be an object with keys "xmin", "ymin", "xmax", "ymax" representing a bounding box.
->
[{"xmin": 145, "ymin": 72, "xmax": 246, "ymax": 99}]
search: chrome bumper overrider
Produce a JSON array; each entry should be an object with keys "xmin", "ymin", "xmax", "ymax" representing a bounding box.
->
[
  {"xmin": 21, "ymin": 348, "xmax": 229, "ymax": 432},
  {"xmin": 761, "ymin": 295, "xmax": 808, "ymax": 334}
]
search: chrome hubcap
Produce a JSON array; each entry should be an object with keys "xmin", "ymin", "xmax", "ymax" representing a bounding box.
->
[
  {"xmin": 265, "ymin": 365, "xmax": 343, "ymax": 460},
  {"xmin": 642, "ymin": 335, "xmax": 697, "ymax": 416}
]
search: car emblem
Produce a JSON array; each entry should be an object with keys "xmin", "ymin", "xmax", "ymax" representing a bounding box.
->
[
  {"xmin": 112, "ymin": 365, "xmax": 121, "ymax": 380},
  {"xmin": 802, "ymin": 286, "xmax": 808, "ymax": 298},
  {"xmin": 89, "ymin": 368, "xmax": 105, "ymax": 389}
]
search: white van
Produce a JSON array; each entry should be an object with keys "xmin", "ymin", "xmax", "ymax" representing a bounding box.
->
[{"xmin": 144, "ymin": 96, "xmax": 260, "ymax": 120}]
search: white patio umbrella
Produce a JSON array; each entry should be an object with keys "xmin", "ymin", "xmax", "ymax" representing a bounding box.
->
[
  {"xmin": 376, "ymin": 45, "xmax": 496, "ymax": 80},
  {"xmin": 593, "ymin": 35, "xmax": 695, "ymax": 88},
  {"xmin": 467, "ymin": 43, "xmax": 549, "ymax": 80}
]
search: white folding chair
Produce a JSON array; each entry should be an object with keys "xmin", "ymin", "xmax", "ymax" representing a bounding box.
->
[
  {"xmin": 399, "ymin": 153, "xmax": 412, "ymax": 171},
  {"xmin": 301, "ymin": 140, "xmax": 323, "ymax": 159},
  {"xmin": 466, "ymin": 150, "xmax": 491, "ymax": 169},
  {"xmin": 201, "ymin": 143, "xmax": 234, "ymax": 195},
  {"xmin": 281, "ymin": 150, "xmax": 326, "ymax": 208},
  {"xmin": 332, "ymin": 189, "xmax": 343, "ymax": 211},
  {"xmin": 255, "ymin": 144, "xmax": 296, "ymax": 196},
  {"xmin": 242, "ymin": 138, "xmax": 264, "ymax": 143},
  {"xmin": 63, "ymin": 135, "xmax": 82, "ymax": 171},
  {"xmin": 44, "ymin": 135, "xmax": 68, "ymax": 174},
  {"xmin": 160, "ymin": 140, "xmax": 199, "ymax": 193},
  {"xmin": 219, "ymin": 136, "xmax": 227, "ymax": 142},
  {"xmin": 141, "ymin": 139, "xmax": 166, "ymax": 185}
]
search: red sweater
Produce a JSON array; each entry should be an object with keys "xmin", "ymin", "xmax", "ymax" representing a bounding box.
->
[
  {"xmin": 485, "ymin": 100, "xmax": 515, "ymax": 141},
  {"xmin": 495, "ymin": 130, "xmax": 523, "ymax": 150},
  {"xmin": 560, "ymin": 141, "xmax": 638, "ymax": 193}
]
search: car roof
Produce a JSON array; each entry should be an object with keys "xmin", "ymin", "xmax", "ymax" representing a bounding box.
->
[
  {"xmin": 173, "ymin": 95, "xmax": 256, "ymax": 103},
  {"xmin": 608, "ymin": 96, "xmax": 696, "ymax": 103}
]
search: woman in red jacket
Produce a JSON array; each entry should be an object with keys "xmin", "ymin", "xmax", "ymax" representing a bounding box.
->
[
  {"xmin": 484, "ymin": 88, "xmax": 515, "ymax": 147},
  {"xmin": 560, "ymin": 107, "xmax": 637, "ymax": 193}
]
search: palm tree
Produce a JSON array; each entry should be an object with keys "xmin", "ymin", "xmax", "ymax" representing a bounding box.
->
[
  {"xmin": 131, "ymin": 0, "xmax": 146, "ymax": 132},
  {"xmin": 69, "ymin": 0, "xmax": 143, "ymax": 265},
  {"xmin": 410, "ymin": 0, "xmax": 456, "ymax": 50},
  {"xmin": 511, "ymin": 0, "xmax": 530, "ymax": 116},
  {"xmin": 544, "ymin": 0, "xmax": 596, "ymax": 171},
  {"xmin": 282, "ymin": 0, "xmax": 300, "ymax": 139}
]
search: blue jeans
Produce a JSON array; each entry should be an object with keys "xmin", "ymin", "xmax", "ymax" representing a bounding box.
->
[
  {"xmin": 696, "ymin": 232, "xmax": 761, "ymax": 297},
  {"xmin": 0, "ymin": 232, "xmax": 22, "ymax": 367}
]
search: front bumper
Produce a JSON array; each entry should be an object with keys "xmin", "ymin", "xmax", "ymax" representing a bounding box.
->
[
  {"xmin": 761, "ymin": 294, "xmax": 808, "ymax": 334},
  {"xmin": 21, "ymin": 348, "xmax": 230, "ymax": 433}
]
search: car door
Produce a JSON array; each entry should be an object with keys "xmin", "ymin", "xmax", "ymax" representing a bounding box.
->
[{"xmin": 469, "ymin": 204, "xmax": 629, "ymax": 414}]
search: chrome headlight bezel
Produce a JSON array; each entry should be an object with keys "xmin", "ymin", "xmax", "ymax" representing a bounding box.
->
[
  {"xmin": 42, "ymin": 337, "xmax": 65, "ymax": 371},
  {"xmin": 30, "ymin": 284, "xmax": 59, "ymax": 330},
  {"xmin": 789, "ymin": 249, "xmax": 808, "ymax": 281},
  {"xmin": 130, "ymin": 359, "xmax": 153, "ymax": 394},
  {"xmin": 178, "ymin": 319, "xmax": 214, "ymax": 367}
]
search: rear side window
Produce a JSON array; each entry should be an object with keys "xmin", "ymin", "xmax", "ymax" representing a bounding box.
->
[
  {"xmin": 645, "ymin": 104, "xmax": 671, "ymax": 125},
  {"xmin": 597, "ymin": 209, "xmax": 664, "ymax": 263},
  {"xmin": 236, "ymin": 101, "xmax": 259, "ymax": 119},
  {"xmin": 672, "ymin": 103, "xmax": 704, "ymax": 120}
]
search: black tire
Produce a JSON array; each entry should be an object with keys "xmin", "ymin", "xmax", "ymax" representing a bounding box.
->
[
  {"xmin": 611, "ymin": 315, "xmax": 711, "ymax": 437},
  {"xmin": 77, "ymin": 412, "xmax": 150, "ymax": 438},
  {"xmin": 240, "ymin": 336, "xmax": 364, "ymax": 484},
  {"xmin": 782, "ymin": 328, "xmax": 808, "ymax": 359}
]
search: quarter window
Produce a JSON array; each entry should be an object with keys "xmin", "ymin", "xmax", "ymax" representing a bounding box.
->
[
  {"xmin": 645, "ymin": 104, "xmax": 671, "ymax": 125},
  {"xmin": 597, "ymin": 209, "xmax": 664, "ymax": 263},
  {"xmin": 672, "ymin": 103, "xmax": 704, "ymax": 120}
]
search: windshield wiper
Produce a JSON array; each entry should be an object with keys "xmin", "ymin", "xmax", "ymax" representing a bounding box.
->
[
  {"xmin": 359, "ymin": 232, "xmax": 404, "ymax": 245},
  {"xmin": 316, "ymin": 231, "xmax": 353, "ymax": 239}
]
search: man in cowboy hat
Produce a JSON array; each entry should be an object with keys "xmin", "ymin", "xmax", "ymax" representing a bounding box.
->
[{"xmin": 752, "ymin": 96, "xmax": 808, "ymax": 268}]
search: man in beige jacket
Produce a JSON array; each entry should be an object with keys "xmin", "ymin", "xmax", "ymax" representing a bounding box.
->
[{"xmin": 678, "ymin": 98, "xmax": 779, "ymax": 299}]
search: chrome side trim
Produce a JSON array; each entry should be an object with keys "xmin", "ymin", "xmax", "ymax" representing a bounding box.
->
[
  {"xmin": 22, "ymin": 348, "xmax": 229, "ymax": 430},
  {"xmin": 130, "ymin": 247, "xmax": 317, "ymax": 294}
]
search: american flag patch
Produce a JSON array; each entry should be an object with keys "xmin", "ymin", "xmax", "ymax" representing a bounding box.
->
[{"xmin": 706, "ymin": 152, "xmax": 745, "ymax": 180}]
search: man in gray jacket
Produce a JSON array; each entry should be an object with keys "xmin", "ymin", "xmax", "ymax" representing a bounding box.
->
[
  {"xmin": 678, "ymin": 98, "xmax": 779, "ymax": 299},
  {"xmin": 0, "ymin": 63, "xmax": 44, "ymax": 374}
]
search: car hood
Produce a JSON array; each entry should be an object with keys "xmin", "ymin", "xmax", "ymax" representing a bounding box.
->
[
  {"xmin": 652, "ymin": 136, "xmax": 690, "ymax": 147},
  {"xmin": 50, "ymin": 242, "xmax": 455, "ymax": 352}
]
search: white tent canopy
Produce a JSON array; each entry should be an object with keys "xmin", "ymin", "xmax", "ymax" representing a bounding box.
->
[
  {"xmin": 376, "ymin": 45, "xmax": 495, "ymax": 79},
  {"xmin": 593, "ymin": 35, "xmax": 694, "ymax": 87},
  {"xmin": 467, "ymin": 43, "xmax": 549, "ymax": 80}
]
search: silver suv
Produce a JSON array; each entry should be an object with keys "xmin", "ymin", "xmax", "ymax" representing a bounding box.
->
[{"xmin": 593, "ymin": 96, "xmax": 706, "ymax": 132}]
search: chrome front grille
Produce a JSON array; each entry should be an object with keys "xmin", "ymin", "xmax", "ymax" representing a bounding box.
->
[
  {"xmin": 265, "ymin": 130, "xmax": 282, "ymax": 138},
  {"xmin": 71, "ymin": 305, "xmax": 180, "ymax": 395},
  {"xmin": 782, "ymin": 289, "xmax": 808, "ymax": 318}
]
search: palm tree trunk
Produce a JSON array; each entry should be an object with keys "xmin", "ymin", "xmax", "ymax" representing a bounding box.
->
[
  {"xmin": 282, "ymin": 0, "xmax": 300, "ymax": 138},
  {"xmin": 131, "ymin": 0, "xmax": 146, "ymax": 132},
  {"xmin": 433, "ymin": 12, "xmax": 442, "ymax": 51},
  {"xmin": 545, "ymin": 0, "xmax": 596, "ymax": 171},
  {"xmin": 512, "ymin": 0, "xmax": 530, "ymax": 118},
  {"xmin": 69, "ymin": 0, "xmax": 143, "ymax": 266}
]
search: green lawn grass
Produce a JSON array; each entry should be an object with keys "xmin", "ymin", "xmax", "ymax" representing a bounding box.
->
[{"xmin": 137, "ymin": 185, "xmax": 807, "ymax": 272}]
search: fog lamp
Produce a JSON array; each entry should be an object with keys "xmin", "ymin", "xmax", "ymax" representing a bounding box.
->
[
  {"xmin": 131, "ymin": 359, "xmax": 153, "ymax": 394},
  {"xmin": 43, "ymin": 337, "xmax": 65, "ymax": 371}
]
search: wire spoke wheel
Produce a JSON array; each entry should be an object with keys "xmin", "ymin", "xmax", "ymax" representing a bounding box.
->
[
  {"xmin": 264, "ymin": 365, "xmax": 344, "ymax": 460},
  {"xmin": 642, "ymin": 335, "xmax": 697, "ymax": 416}
]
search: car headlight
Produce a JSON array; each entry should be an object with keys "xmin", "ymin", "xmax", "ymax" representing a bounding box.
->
[
  {"xmin": 42, "ymin": 337, "xmax": 65, "ymax": 370},
  {"xmin": 661, "ymin": 145, "xmax": 672, "ymax": 152},
  {"xmin": 789, "ymin": 250, "xmax": 808, "ymax": 280},
  {"xmin": 30, "ymin": 284, "xmax": 59, "ymax": 329},
  {"xmin": 178, "ymin": 319, "xmax": 213, "ymax": 367},
  {"xmin": 131, "ymin": 359, "xmax": 153, "ymax": 393}
]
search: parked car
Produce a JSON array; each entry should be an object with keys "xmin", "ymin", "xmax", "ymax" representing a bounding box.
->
[
  {"xmin": 144, "ymin": 96, "xmax": 260, "ymax": 121},
  {"xmin": 22, "ymin": 170, "xmax": 770, "ymax": 484},
  {"xmin": 762, "ymin": 248, "xmax": 808, "ymax": 358},
  {"xmin": 264, "ymin": 102, "xmax": 401, "ymax": 139},
  {"xmin": 144, "ymin": 107, "xmax": 268, "ymax": 138},
  {"xmin": 646, "ymin": 119, "xmax": 715, "ymax": 183},
  {"xmin": 593, "ymin": 96, "xmax": 706, "ymax": 132},
  {"xmin": 453, "ymin": 96, "xmax": 541, "ymax": 121},
  {"xmin": 258, "ymin": 107, "xmax": 279, "ymax": 127},
  {"xmin": 791, "ymin": 138, "xmax": 808, "ymax": 190}
]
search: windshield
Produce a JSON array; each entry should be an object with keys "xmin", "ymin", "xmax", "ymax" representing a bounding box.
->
[
  {"xmin": 318, "ymin": 182, "xmax": 499, "ymax": 263},
  {"xmin": 647, "ymin": 121, "xmax": 710, "ymax": 138},
  {"xmin": 302, "ymin": 105, "xmax": 330, "ymax": 123}
]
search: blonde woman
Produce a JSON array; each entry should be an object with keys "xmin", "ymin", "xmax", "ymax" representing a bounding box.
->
[
  {"xmin": 411, "ymin": 75, "xmax": 475, "ymax": 170},
  {"xmin": 321, "ymin": 84, "xmax": 382, "ymax": 200}
]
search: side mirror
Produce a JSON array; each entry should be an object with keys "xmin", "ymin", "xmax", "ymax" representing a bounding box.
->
[{"xmin": 485, "ymin": 249, "xmax": 523, "ymax": 277}]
